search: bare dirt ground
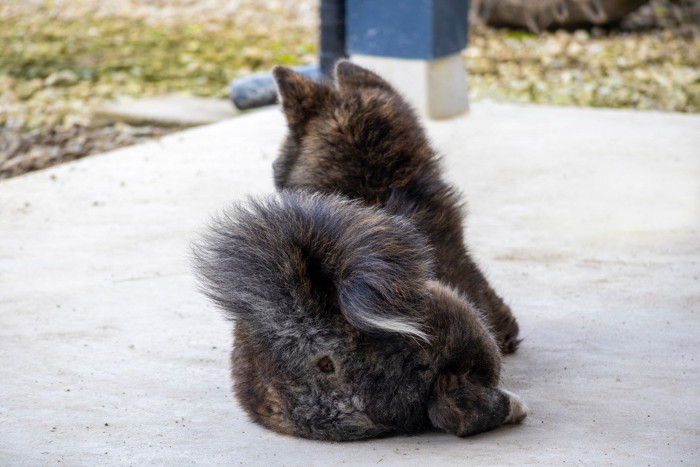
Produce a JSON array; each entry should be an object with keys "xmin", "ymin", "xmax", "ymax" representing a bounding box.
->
[{"xmin": 0, "ymin": 0, "xmax": 698, "ymax": 180}]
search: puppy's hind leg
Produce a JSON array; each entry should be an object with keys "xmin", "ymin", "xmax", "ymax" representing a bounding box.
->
[
  {"xmin": 452, "ymin": 254, "xmax": 521, "ymax": 354},
  {"xmin": 481, "ymin": 286, "xmax": 521, "ymax": 354}
]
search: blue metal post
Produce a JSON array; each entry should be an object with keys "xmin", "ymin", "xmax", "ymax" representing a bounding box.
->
[
  {"xmin": 346, "ymin": 0, "xmax": 469, "ymax": 60},
  {"xmin": 320, "ymin": 0, "xmax": 347, "ymax": 80}
]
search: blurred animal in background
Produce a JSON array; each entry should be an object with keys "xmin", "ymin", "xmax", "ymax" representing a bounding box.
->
[{"xmin": 472, "ymin": 0, "xmax": 649, "ymax": 32}]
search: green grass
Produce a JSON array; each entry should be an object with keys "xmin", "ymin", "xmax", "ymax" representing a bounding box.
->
[
  {"xmin": 0, "ymin": 13, "xmax": 316, "ymax": 97},
  {"xmin": 0, "ymin": 5, "xmax": 317, "ymax": 129}
]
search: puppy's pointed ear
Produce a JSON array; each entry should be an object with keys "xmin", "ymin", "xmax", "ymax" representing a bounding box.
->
[
  {"xmin": 273, "ymin": 66, "xmax": 332, "ymax": 129},
  {"xmin": 334, "ymin": 60, "xmax": 396, "ymax": 93}
]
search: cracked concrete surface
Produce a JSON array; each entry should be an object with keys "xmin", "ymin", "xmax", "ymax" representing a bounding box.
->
[{"xmin": 1, "ymin": 102, "xmax": 698, "ymax": 465}]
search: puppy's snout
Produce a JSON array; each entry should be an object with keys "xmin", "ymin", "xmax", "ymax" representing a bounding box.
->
[{"xmin": 502, "ymin": 389, "xmax": 528, "ymax": 424}]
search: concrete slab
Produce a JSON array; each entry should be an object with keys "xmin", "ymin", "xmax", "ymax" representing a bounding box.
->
[
  {"xmin": 93, "ymin": 94, "xmax": 237, "ymax": 127},
  {"xmin": 1, "ymin": 102, "xmax": 698, "ymax": 465}
]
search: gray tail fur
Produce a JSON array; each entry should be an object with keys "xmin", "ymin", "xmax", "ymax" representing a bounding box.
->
[{"xmin": 192, "ymin": 191, "xmax": 434, "ymax": 342}]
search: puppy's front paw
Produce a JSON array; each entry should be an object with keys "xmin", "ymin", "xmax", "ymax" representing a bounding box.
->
[{"xmin": 502, "ymin": 389, "xmax": 528, "ymax": 424}]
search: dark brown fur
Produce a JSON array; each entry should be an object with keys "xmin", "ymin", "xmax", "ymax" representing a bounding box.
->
[
  {"xmin": 192, "ymin": 61, "xmax": 528, "ymax": 441},
  {"xmin": 193, "ymin": 192, "xmax": 527, "ymax": 440},
  {"xmin": 272, "ymin": 61, "xmax": 520, "ymax": 353}
]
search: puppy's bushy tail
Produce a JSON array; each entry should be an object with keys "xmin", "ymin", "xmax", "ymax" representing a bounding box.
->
[{"xmin": 192, "ymin": 191, "xmax": 434, "ymax": 342}]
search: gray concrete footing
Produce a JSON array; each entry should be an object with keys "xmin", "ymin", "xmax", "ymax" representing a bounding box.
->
[
  {"xmin": 93, "ymin": 94, "xmax": 237, "ymax": 127},
  {"xmin": 351, "ymin": 53, "xmax": 470, "ymax": 119}
]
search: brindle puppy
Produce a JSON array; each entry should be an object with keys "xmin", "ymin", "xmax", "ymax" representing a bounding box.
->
[
  {"xmin": 194, "ymin": 191, "xmax": 527, "ymax": 440},
  {"xmin": 271, "ymin": 60, "xmax": 520, "ymax": 354}
]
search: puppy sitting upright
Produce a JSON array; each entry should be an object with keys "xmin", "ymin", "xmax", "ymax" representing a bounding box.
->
[{"xmin": 272, "ymin": 60, "xmax": 520, "ymax": 354}]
